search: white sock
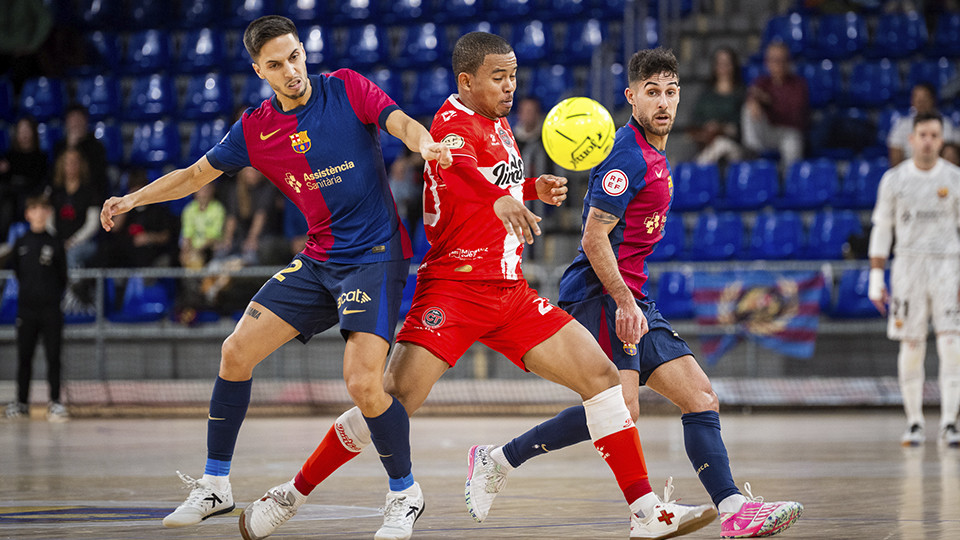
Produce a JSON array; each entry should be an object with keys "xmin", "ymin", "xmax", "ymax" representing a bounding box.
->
[
  {"xmin": 936, "ymin": 334, "xmax": 960, "ymax": 428},
  {"xmin": 898, "ymin": 340, "xmax": 926, "ymax": 427},
  {"xmin": 718, "ymin": 493, "xmax": 748, "ymax": 514},
  {"xmin": 490, "ymin": 446, "xmax": 514, "ymax": 472},
  {"xmin": 202, "ymin": 474, "xmax": 230, "ymax": 490},
  {"xmin": 630, "ymin": 491, "xmax": 661, "ymax": 518}
]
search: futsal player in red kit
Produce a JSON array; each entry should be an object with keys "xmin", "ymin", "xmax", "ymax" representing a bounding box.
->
[{"xmin": 241, "ymin": 32, "xmax": 716, "ymax": 540}]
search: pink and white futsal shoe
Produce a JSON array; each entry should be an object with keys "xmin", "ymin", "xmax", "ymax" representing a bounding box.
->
[{"xmin": 719, "ymin": 483, "xmax": 802, "ymax": 538}]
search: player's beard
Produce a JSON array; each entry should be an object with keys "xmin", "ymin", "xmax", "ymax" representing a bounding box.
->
[{"xmin": 638, "ymin": 111, "xmax": 674, "ymax": 137}]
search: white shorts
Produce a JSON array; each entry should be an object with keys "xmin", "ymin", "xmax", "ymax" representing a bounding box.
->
[{"xmin": 889, "ymin": 255, "xmax": 960, "ymax": 340}]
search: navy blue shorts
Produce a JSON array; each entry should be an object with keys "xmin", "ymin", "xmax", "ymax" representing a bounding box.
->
[
  {"xmin": 560, "ymin": 295, "xmax": 693, "ymax": 385},
  {"xmin": 252, "ymin": 254, "xmax": 409, "ymax": 344}
]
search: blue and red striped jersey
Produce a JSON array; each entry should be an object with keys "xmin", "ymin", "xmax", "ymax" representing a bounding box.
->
[
  {"xmin": 559, "ymin": 116, "xmax": 674, "ymax": 303},
  {"xmin": 206, "ymin": 69, "xmax": 411, "ymax": 263}
]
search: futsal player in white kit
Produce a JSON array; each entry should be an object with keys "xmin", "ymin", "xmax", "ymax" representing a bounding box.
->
[{"xmin": 868, "ymin": 111, "xmax": 960, "ymax": 447}]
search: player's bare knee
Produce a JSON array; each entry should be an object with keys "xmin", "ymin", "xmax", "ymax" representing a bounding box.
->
[{"xmin": 219, "ymin": 334, "xmax": 251, "ymax": 376}]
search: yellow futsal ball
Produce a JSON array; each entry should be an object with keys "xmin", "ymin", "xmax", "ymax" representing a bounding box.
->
[{"xmin": 541, "ymin": 97, "xmax": 616, "ymax": 171}]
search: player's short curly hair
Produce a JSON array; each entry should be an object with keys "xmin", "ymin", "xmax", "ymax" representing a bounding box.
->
[
  {"xmin": 452, "ymin": 32, "xmax": 513, "ymax": 77},
  {"xmin": 244, "ymin": 15, "xmax": 299, "ymax": 61},
  {"xmin": 627, "ymin": 47, "xmax": 679, "ymax": 85}
]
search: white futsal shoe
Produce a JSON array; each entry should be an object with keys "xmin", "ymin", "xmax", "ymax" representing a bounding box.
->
[
  {"xmin": 239, "ymin": 480, "xmax": 306, "ymax": 540},
  {"xmin": 942, "ymin": 424, "xmax": 960, "ymax": 447},
  {"xmin": 465, "ymin": 444, "xmax": 509, "ymax": 522},
  {"xmin": 375, "ymin": 481, "xmax": 424, "ymax": 540},
  {"xmin": 162, "ymin": 471, "xmax": 235, "ymax": 527},
  {"xmin": 901, "ymin": 423, "xmax": 925, "ymax": 446},
  {"xmin": 630, "ymin": 477, "xmax": 717, "ymax": 539}
]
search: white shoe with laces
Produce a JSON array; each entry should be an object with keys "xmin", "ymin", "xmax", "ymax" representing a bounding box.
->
[
  {"xmin": 901, "ymin": 423, "xmax": 925, "ymax": 446},
  {"xmin": 46, "ymin": 401, "xmax": 69, "ymax": 422},
  {"xmin": 943, "ymin": 424, "xmax": 960, "ymax": 447},
  {"xmin": 375, "ymin": 481, "xmax": 424, "ymax": 540},
  {"xmin": 630, "ymin": 477, "xmax": 717, "ymax": 539},
  {"xmin": 239, "ymin": 480, "xmax": 306, "ymax": 540},
  {"xmin": 162, "ymin": 471, "xmax": 235, "ymax": 527},
  {"xmin": 464, "ymin": 444, "xmax": 508, "ymax": 522}
]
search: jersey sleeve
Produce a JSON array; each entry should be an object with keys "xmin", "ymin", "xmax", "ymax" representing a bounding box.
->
[
  {"xmin": 330, "ymin": 68, "xmax": 400, "ymax": 130},
  {"xmin": 868, "ymin": 170, "xmax": 896, "ymax": 258},
  {"xmin": 432, "ymin": 116, "xmax": 510, "ymax": 203},
  {"xmin": 587, "ymin": 146, "xmax": 647, "ymax": 219},
  {"xmin": 205, "ymin": 115, "xmax": 251, "ymax": 176}
]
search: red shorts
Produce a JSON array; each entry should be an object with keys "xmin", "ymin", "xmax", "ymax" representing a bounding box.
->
[{"xmin": 396, "ymin": 278, "xmax": 573, "ymax": 369}]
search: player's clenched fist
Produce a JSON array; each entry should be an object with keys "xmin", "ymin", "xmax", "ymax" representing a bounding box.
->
[
  {"xmin": 535, "ymin": 174, "xmax": 568, "ymax": 206},
  {"xmin": 421, "ymin": 141, "xmax": 453, "ymax": 169},
  {"xmin": 100, "ymin": 196, "xmax": 134, "ymax": 231}
]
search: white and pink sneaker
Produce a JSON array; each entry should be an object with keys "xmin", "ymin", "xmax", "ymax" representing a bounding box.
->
[{"xmin": 719, "ymin": 484, "xmax": 802, "ymax": 538}]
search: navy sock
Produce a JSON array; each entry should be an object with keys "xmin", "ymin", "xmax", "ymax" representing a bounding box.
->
[
  {"xmin": 205, "ymin": 376, "xmax": 252, "ymax": 475},
  {"xmin": 502, "ymin": 405, "xmax": 591, "ymax": 468},
  {"xmin": 364, "ymin": 396, "xmax": 414, "ymax": 491},
  {"xmin": 681, "ymin": 410, "xmax": 740, "ymax": 507}
]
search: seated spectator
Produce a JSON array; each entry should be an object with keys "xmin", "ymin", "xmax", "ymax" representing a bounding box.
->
[
  {"xmin": 93, "ymin": 169, "xmax": 177, "ymax": 268},
  {"xmin": 387, "ymin": 149, "xmax": 422, "ymax": 227},
  {"xmin": 179, "ymin": 182, "xmax": 226, "ymax": 269},
  {"xmin": 513, "ymin": 96, "xmax": 554, "ymax": 177},
  {"xmin": 888, "ymin": 82, "xmax": 960, "ymax": 166},
  {"xmin": 54, "ymin": 104, "xmax": 108, "ymax": 199},
  {"xmin": 689, "ymin": 47, "xmax": 746, "ymax": 165},
  {"xmin": 218, "ymin": 167, "xmax": 284, "ymax": 265},
  {"xmin": 49, "ymin": 148, "xmax": 99, "ymax": 268},
  {"xmin": 0, "ymin": 117, "xmax": 49, "ymax": 240},
  {"xmin": 741, "ymin": 41, "xmax": 809, "ymax": 167}
]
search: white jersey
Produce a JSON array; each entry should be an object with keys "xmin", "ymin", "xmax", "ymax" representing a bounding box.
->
[{"xmin": 869, "ymin": 158, "xmax": 960, "ymax": 258}]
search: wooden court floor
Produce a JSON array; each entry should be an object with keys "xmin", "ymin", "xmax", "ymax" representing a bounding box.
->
[{"xmin": 1, "ymin": 411, "xmax": 958, "ymax": 539}]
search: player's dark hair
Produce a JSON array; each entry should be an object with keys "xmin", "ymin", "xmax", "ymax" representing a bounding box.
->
[
  {"xmin": 452, "ymin": 32, "xmax": 513, "ymax": 77},
  {"xmin": 913, "ymin": 111, "xmax": 943, "ymax": 129},
  {"xmin": 627, "ymin": 47, "xmax": 679, "ymax": 85},
  {"xmin": 24, "ymin": 194, "xmax": 51, "ymax": 210},
  {"xmin": 244, "ymin": 15, "xmax": 299, "ymax": 61}
]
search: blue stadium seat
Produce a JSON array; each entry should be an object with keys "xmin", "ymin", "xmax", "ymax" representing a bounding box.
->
[
  {"xmin": 187, "ymin": 119, "xmax": 229, "ymax": 165},
  {"xmin": 0, "ymin": 126, "xmax": 9, "ymax": 155},
  {"xmin": 718, "ymin": 159, "xmax": 778, "ymax": 210},
  {"xmin": 646, "ymin": 213, "xmax": 684, "ymax": 262},
  {"xmin": 123, "ymin": 30, "xmax": 173, "ymax": 75},
  {"xmin": 689, "ymin": 212, "xmax": 743, "ymax": 260},
  {"xmin": 180, "ymin": 0, "xmax": 223, "ymax": 28},
  {"xmin": 240, "ymin": 75, "xmax": 273, "ymax": 108},
  {"xmin": 227, "ymin": 0, "xmax": 270, "ymax": 27},
  {"xmin": 395, "ymin": 23, "xmax": 446, "ymax": 68},
  {"xmin": 875, "ymin": 107, "xmax": 907, "ymax": 151},
  {"xmin": 179, "ymin": 28, "xmax": 227, "ymax": 74},
  {"xmin": 78, "ymin": 0, "xmax": 120, "ymax": 28},
  {"xmin": 564, "ymin": 19, "xmax": 604, "ymax": 64},
  {"xmin": 130, "ymin": 120, "xmax": 180, "ymax": 167},
  {"xmin": 813, "ymin": 12, "xmax": 867, "ymax": 59},
  {"xmin": 871, "ymin": 11, "xmax": 928, "ymax": 58},
  {"xmin": 301, "ymin": 25, "xmax": 333, "ymax": 70},
  {"xmin": 335, "ymin": 0, "xmax": 379, "ymax": 24},
  {"xmin": 229, "ymin": 35, "xmax": 256, "ymax": 73},
  {"xmin": 655, "ymin": 270, "xmax": 695, "ymax": 319},
  {"xmin": 182, "ymin": 73, "xmax": 233, "ymax": 120},
  {"xmin": 19, "ymin": 77, "xmax": 64, "ymax": 121},
  {"xmin": 129, "ymin": 0, "xmax": 172, "ymax": 29},
  {"xmin": 438, "ymin": 0, "xmax": 482, "ymax": 22},
  {"xmin": 532, "ymin": 64, "xmax": 576, "ymax": 109},
  {"xmin": 776, "ymin": 158, "xmax": 839, "ymax": 210},
  {"xmin": 0, "ymin": 78, "xmax": 15, "ymax": 122},
  {"xmin": 0, "ymin": 277, "xmax": 18, "ymax": 325},
  {"xmin": 341, "ymin": 24, "xmax": 388, "ymax": 67},
  {"xmin": 803, "ymin": 209, "xmax": 862, "ymax": 259},
  {"xmin": 847, "ymin": 59, "xmax": 901, "ymax": 108},
  {"xmin": 839, "ymin": 157, "xmax": 888, "ymax": 209},
  {"xmin": 809, "ymin": 107, "xmax": 878, "ymax": 161},
  {"xmin": 70, "ymin": 31, "xmax": 121, "ymax": 75},
  {"xmin": 907, "ymin": 58, "xmax": 957, "ymax": 95},
  {"xmin": 799, "ymin": 59, "xmax": 841, "ymax": 108},
  {"xmin": 931, "ymin": 12, "xmax": 960, "ymax": 56},
  {"xmin": 589, "ymin": 0, "xmax": 627, "ymax": 20},
  {"xmin": 749, "ymin": 210, "xmax": 802, "ymax": 260},
  {"xmin": 407, "ymin": 67, "xmax": 455, "ymax": 117},
  {"xmin": 106, "ymin": 275, "xmax": 173, "ymax": 323},
  {"xmin": 124, "ymin": 74, "xmax": 176, "ymax": 120},
  {"xmin": 74, "ymin": 75, "xmax": 120, "ymax": 120},
  {"xmin": 491, "ymin": 0, "xmax": 533, "ymax": 21},
  {"xmin": 93, "ymin": 121, "xmax": 123, "ymax": 168},
  {"xmin": 831, "ymin": 268, "xmax": 883, "ymax": 318},
  {"xmin": 36, "ymin": 122, "xmax": 62, "ymax": 158},
  {"xmin": 512, "ymin": 21, "xmax": 551, "ymax": 63},
  {"xmin": 546, "ymin": 0, "xmax": 587, "ymax": 19},
  {"xmin": 365, "ymin": 68, "xmax": 404, "ymax": 105},
  {"xmin": 762, "ymin": 13, "xmax": 813, "ymax": 57},
  {"xmin": 671, "ymin": 162, "xmax": 718, "ymax": 211},
  {"xmin": 385, "ymin": 0, "xmax": 428, "ymax": 23},
  {"xmin": 281, "ymin": 0, "xmax": 325, "ymax": 22}
]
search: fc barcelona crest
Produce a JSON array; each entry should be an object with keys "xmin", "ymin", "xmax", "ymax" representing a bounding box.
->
[{"xmin": 290, "ymin": 130, "xmax": 311, "ymax": 153}]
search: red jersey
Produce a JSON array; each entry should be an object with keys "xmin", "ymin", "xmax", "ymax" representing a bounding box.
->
[{"xmin": 419, "ymin": 95, "xmax": 538, "ymax": 282}]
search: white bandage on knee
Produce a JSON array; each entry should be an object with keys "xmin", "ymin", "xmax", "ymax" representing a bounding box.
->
[
  {"xmin": 334, "ymin": 406, "xmax": 371, "ymax": 453},
  {"xmin": 936, "ymin": 334, "xmax": 960, "ymax": 426},
  {"xmin": 898, "ymin": 341, "xmax": 927, "ymax": 427},
  {"xmin": 583, "ymin": 385, "xmax": 632, "ymax": 440}
]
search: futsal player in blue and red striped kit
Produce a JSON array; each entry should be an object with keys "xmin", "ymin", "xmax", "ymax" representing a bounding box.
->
[
  {"xmin": 99, "ymin": 15, "xmax": 451, "ymax": 540},
  {"xmin": 465, "ymin": 48, "xmax": 805, "ymax": 539}
]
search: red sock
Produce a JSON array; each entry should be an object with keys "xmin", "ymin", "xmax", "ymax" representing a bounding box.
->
[
  {"xmin": 594, "ymin": 427, "xmax": 653, "ymax": 504},
  {"xmin": 293, "ymin": 424, "xmax": 363, "ymax": 495}
]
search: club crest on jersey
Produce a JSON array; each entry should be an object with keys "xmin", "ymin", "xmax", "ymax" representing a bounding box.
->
[
  {"xmin": 939, "ymin": 187, "xmax": 949, "ymax": 198},
  {"xmin": 497, "ymin": 126, "xmax": 514, "ymax": 148},
  {"xmin": 422, "ymin": 308, "xmax": 445, "ymax": 328},
  {"xmin": 602, "ymin": 169, "xmax": 628, "ymax": 196},
  {"xmin": 290, "ymin": 130, "xmax": 311, "ymax": 153},
  {"xmin": 623, "ymin": 342, "xmax": 638, "ymax": 356}
]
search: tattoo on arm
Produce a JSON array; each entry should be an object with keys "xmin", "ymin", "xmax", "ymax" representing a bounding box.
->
[
  {"xmin": 197, "ymin": 163, "xmax": 203, "ymax": 174},
  {"xmin": 246, "ymin": 307, "xmax": 261, "ymax": 319},
  {"xmin": 590, "ymin": 208, "xmax": 619, "ymax": 224}
]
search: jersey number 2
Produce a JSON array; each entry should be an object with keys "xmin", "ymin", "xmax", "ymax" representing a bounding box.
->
[{"xmin": 272, "ymin": 259, "xmax": 303, "ymax": 282}]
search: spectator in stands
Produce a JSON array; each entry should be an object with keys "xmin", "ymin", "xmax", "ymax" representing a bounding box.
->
[
  {"xmin": 514, "ymin": 96, "xmax": 553, "ymax": 177},
  {"xmin": 741, "ymin": 41, "xmax": 808, "ymax": 167},
  {"xmin": 94, "ymin": 169, "xmax": 177, "ymax": 268},
  {"xmin": 179, "ymin": 182, "xmax": 226, "ymax": 269},
  {"xmin": 4, "ymin": 195, "xmax": 68, "ymax": 422},
  {"xmin": 50, "ymin": 148, "xmax": 99, "ymax": 268},
  {"xmin": 0, "ymin": 117, "xmax": 49, "ymax": 241},
  {"xmin": 387, "ymin": 149, "xmax": 422, "ymax": 227},
  {"xmin": 888, "ymin": 82, "xmax": 960, "ymax": 166},
  {"xmin": 54, "ymin": 104, "xmax": 109, "ymax": 199},
  {"xmin": 689, "ymin": 47, "xmax": 746, "ymax": 165},
  {"xmin": 219, "ymin": 167, "xmax": 284, "ymax": 265}
]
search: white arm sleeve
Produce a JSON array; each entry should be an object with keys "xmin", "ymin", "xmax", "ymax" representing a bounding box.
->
[{"xmin": 868, "ymin": 172, "xmax": 895, "ymax": 259}]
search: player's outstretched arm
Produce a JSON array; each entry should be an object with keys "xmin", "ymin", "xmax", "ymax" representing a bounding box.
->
[
  {"xmin": 101, "ymin": 156, "xmax": 222, "ymax": 232},
  {"xmin": 384, "ymin": 109, "xmax": 452, "ymax": 168},
  {"xmin": 582, "ymin": 207, "xmax": 648, "ymax": 344}
]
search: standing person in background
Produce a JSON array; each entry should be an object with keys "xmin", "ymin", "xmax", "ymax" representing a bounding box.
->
[
  {"xmin": 0, "ymin": 117, "xmax": 49, "ymax": 240},
  {"xmin": 4, "ymin": 195, "xmax": 68, "ymax": 422},
  {"xmin": 689, "ymin": 47, "xmax": 745, "ymax": 165},
  {"xmin": 869, "ymin": 111, "xmax": 960, "ymax": 447},
  {"xmin": 54, "ymin": 104, "xmax": 109, "ymax": 200},
  {"xmin": 887, "ymin": 83, "xmax": 960, "ymax": 167}
]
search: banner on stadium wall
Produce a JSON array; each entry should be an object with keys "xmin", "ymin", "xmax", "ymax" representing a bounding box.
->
[{"xmin": 692, "ymin": 271, "xmax": 825, "ymax": 365}]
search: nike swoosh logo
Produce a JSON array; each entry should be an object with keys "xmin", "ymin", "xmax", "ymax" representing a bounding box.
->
[
  {"xmin": 656, "ymin": 169, "xmax": 663, "ymax": 178},
  {"xmin": 260, "ymin": 128, "xmax": 281, "ymax": 140},
  {"xmin": 208, "ymin": 415, "xmax": 226, "ymax": 421},
  {"xmin": 343, "ymin": 309, "xmax": 366, "ymax": 314}
]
